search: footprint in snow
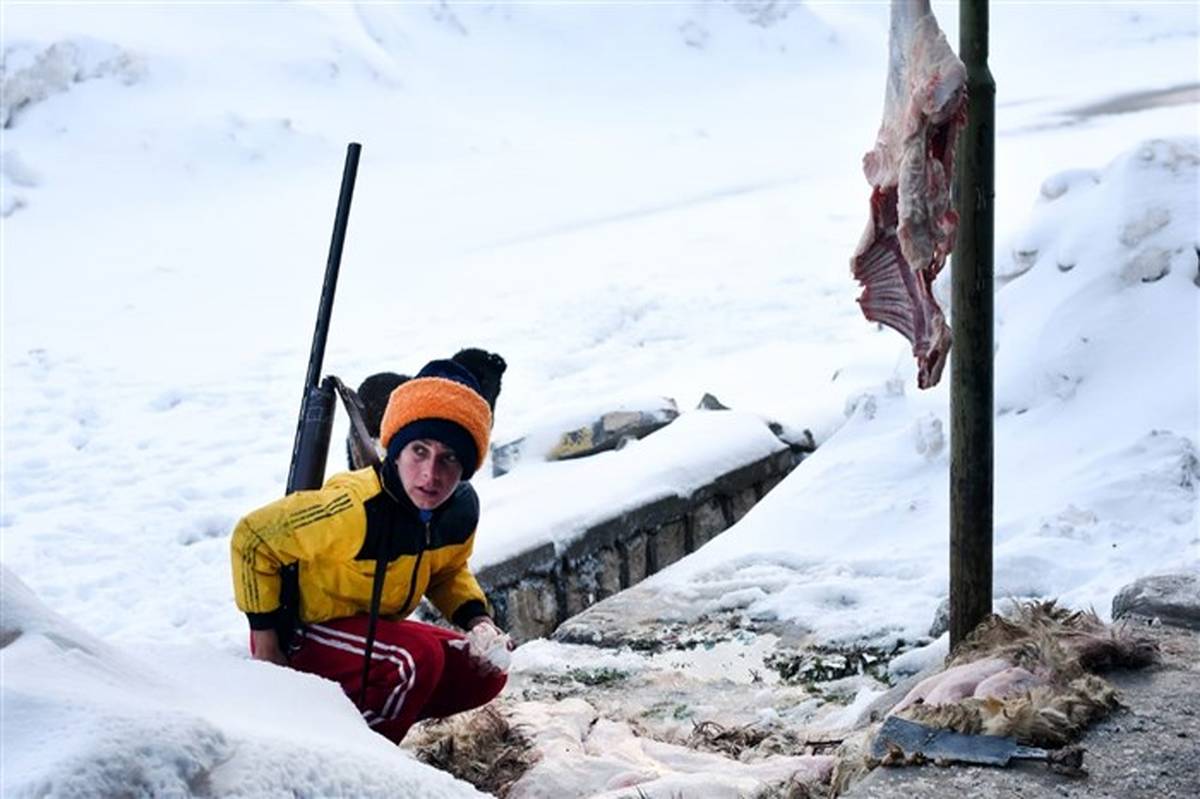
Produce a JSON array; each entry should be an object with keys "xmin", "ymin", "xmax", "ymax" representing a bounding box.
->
[
  {"xmin": 149, "ymin": 390, "xmax": 185, "ymax": 411},
  {"xmin": 178, "ymin": 514, "xmax": 234, "ymax": 546},
  {"xmin": 18, "ymin": 456, "xmax": 51, "ymax": 472}
]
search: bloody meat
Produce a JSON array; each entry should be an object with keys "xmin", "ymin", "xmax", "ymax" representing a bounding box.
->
[{"xmin": 851, "ymin": 0, "xmax": 967, "ymax": 388}]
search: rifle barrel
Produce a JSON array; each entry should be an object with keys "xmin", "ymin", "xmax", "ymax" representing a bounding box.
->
[
  {"xmin": 286, "ymin": 143, "xmax": 362, "ymax": 493},
  {"xmin": 304, "ymin": 142, "xmax": 361, "ymax": 390}
]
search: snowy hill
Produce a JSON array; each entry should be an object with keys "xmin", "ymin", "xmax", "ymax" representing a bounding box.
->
[
  {"xmin": 2, "ymin": 1, "xmax": 1197, "ymax": 796},
  {"xmin": 649, "ymin": 135, "xmax": 1199, "ymax": 648}
]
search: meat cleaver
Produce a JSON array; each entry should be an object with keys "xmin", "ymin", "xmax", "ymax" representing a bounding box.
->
[{"xmin": 871, "ymin": 716, "xmax": 1054, "ymax": 767}]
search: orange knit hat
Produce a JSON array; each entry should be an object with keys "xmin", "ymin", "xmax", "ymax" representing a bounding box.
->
[{"xmin": 379, "ymin": 361, "xmax": 492, "ymax": 477}]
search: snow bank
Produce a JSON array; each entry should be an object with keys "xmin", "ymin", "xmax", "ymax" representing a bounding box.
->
[
  {"xmin": 474, "ymin": 409, "xmax": 788, "ymax": 566},
  {"xmin": 0, "ymin": 567, "xmax": 482, "ymax": 798}
]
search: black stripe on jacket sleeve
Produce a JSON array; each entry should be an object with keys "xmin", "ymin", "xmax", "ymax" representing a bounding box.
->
[
  {"xmin": 452, "ymin": 600, "xmax": 489, "ymax": 630},
  {"xmin": 246, "ymin": 610, "xmax": 282, "ymax": 631}
]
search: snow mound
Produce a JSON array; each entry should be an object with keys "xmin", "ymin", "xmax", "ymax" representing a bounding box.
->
[
  {"xmin": 1, "ymin": 38, "xmax": 144, "ymax": 129},
  {"xmin": 0, "ymin": 566, "xmax": 483, "ymax": 799},
  {"xmin": 994, "ymin": 136, "xmax": 1198, "ymax": 432},
  {"xmin": 1001, "ymin": 136, "xmax": 1197, "ymax": 288}
]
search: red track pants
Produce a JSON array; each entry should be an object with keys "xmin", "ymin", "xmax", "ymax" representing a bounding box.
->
[{"xmin": 282, "ymin": 616, "xmax": 507, "ymax": 743}]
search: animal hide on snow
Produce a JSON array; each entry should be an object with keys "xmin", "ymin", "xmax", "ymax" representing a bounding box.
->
[
  {"xmin": 893, "ymin": 600, "xmax": 1158, "ymax": 747},
  {"xmin": 406, "ymin": 704, "xmax": 535, "ymax": 797}
]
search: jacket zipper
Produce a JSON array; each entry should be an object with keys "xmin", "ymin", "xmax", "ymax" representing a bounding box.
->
[{"xmin": 395, "ymin": 520, "xmax": 431, "ymax": 617}]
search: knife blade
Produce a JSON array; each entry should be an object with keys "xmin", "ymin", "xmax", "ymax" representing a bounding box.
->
[{"xmin": 871, "ymin": 716, "xmax": 1051, "ymax": 767}]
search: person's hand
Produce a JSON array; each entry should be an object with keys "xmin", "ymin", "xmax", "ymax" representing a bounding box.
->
[
  {"xmin": 466, "ymin": 616, "xmax": 515, "ymax": 651},
  {"xmin": 456, "ymin": 616, "xmax": 513, "ymax": 674},
  {"xmin": 250, "ymin": 629, "xmax": 288, "ymax": 666}
]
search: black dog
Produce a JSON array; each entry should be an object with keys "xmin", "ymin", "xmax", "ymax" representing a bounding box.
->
[{"xmin": 450, "ymin": 347, "xmax": 506, "ymax": 413}]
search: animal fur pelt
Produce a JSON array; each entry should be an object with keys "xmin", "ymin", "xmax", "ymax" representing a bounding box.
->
[
  {"xmin": 949, "ymin": 600, "xmax": 1159, "ymax": 675},
  {"xmin": 901, "ymin": 674, "xmax": 1118, "ymax": 748},
  {"xmin": 406, "ymin": 705, "xmax": 535, "ymax": 797},
  {"xmin": 828, "ymin": 728, "xmax": 876, "ymax": 797},
  {"xmin": 895, "ymin": 600, "xmax": 1158, "ymax": 748},
  {"xmin": 824, "ymin": 602, "xmax": 1160, "ymax": 795}
]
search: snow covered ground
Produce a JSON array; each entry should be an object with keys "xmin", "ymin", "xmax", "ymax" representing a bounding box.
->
[{"xmin": 2, "ymin": 2, "xmax": 1197, "ymax": 796}]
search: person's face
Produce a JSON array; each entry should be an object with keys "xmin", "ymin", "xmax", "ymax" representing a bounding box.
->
[{"xmin": 396, "ymin": 438, "xmax": 463, "ymax": 510}]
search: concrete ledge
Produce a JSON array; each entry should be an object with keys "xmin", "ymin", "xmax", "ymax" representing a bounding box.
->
[
  {"xmin": 480, "ymin": 445, "xmax": 806, "ymax": 642},
  {"xmin": 475, "ymin": 542, "xmax": 558, "ymax": 586}
]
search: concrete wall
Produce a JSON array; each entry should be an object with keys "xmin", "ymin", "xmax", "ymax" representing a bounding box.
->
[{"xmin": 475, "ymin": 446, "xmax": 804, "ymax": 643}]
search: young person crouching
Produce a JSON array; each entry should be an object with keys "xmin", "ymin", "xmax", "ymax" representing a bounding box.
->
[{"xmin": 231, "ymin": 359, "xmax": 510, "ymax": 743}]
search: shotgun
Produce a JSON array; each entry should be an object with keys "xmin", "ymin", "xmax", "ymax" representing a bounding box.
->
[
  {"xmin": 276, "ymin": 143, "xmax": 361, "ymax": 652},
  {"xmin": 286, "ymin": 142, "xmax": 362, "ymax": 493}
]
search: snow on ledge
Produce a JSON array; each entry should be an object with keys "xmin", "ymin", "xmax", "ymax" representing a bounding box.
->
[{"xmin": 472, "ymin": 409, "xmax": 789, "ymax": 569}]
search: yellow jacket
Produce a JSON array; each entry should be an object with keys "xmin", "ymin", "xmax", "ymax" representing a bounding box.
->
[{"xmin": 231, "ymin": 467, "xmax": 489, "ymax": 630}]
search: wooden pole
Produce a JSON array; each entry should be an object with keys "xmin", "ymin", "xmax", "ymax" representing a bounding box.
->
[{"xmin": 950, "ymin": 0, "xmax": 996, "ymax": 651}]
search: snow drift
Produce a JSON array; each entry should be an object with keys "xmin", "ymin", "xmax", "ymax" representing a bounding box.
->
[{"xmin": 0, "ymin": 567, "xmax": 483, "ymax": 798}]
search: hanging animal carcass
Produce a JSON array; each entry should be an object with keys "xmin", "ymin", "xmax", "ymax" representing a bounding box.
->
[{"xmin": 851, "ymin": 0, "xmax": 967, "ymax": 388}]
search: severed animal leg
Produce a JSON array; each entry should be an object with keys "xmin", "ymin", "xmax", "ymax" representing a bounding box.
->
[{"xmin": 851, "ymin": 0, "xmax": 967, "ymax": 388}]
